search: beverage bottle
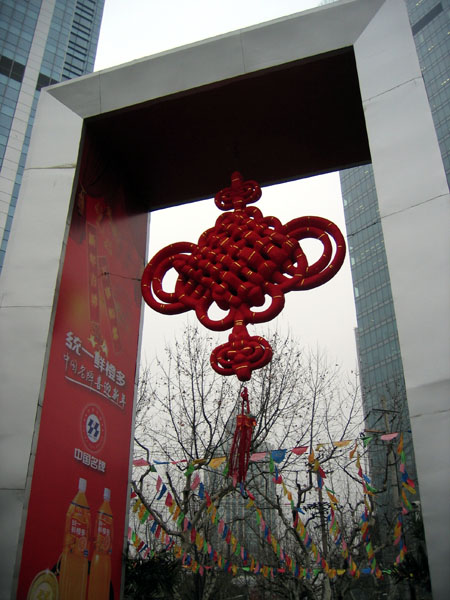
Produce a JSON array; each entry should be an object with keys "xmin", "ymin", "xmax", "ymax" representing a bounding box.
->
[
  {"xmin": 87, "ymin": 487, "xmax": 113, "ymax": 600},
  {"xmin": 59, "ymin": 477, "xmax": 91, "ymax": 599}
]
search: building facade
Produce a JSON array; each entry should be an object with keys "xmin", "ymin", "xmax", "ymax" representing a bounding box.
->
[
  {"xmin": 340, "ymin": 0, "xmax": 448, "ymax": 559},
  {"xmin": 0, "ymin": 0, "xmax": 105, "ymax": 273}
]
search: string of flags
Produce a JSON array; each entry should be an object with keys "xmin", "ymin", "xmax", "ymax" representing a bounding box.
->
[
  {"xmin": 130, "ymin": 435, "xmax": 417, "ymax": 579},
  {"xmin": 132, "ymin": 431, "xmax": 411, "ymax": 469},
  {"xmin": 130, "ymin": 486, "xmax": 288, "ymax": 579},
  {"xmin": 354, "ymin": 450, "xmax": 383, "ymax": 578},
  {"xmin": 327, "ymin": 502, "xmax": 359, "ymax": 577},
  {"xmin": 397, "ymin": 433, "xmax": 416, "ymax": 514},
  {"xmin": 132, "ymin": 446, "xmax": 308, "ymax": 468}
]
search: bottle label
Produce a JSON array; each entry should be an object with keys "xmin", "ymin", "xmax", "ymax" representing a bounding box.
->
[
  {"xmin": 66, "ymin": 514, "xmax": 89, "ymax": 557},
  {"xmin": 96, "ymin": 513, "xmax": 113, "ymax": 554}
]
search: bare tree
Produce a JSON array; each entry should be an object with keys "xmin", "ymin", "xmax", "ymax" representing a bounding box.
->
[{"xmin": 128, "ymin": 326, "xmax": 426, "ymax": 600}]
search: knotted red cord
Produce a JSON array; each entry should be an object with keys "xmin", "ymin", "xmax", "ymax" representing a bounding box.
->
[{"xmin": 228, "ymin": 387, "xmax": 256, "ymax": 486}]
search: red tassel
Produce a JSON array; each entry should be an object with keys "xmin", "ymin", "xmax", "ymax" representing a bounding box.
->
[{"xmin": 228, "ymin": 388, "xmax": 256, "ymax": 486}]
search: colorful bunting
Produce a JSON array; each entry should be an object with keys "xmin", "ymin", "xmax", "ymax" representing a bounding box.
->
[{"xmin": 130, "ymin": 429, "xmax": 416, "ymax": 583}]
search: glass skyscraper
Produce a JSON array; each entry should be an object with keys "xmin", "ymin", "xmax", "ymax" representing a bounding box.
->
[
  {"xmin": 340, "ymin": 0, "xmax": 449, "ymax": 539},
  {"xmin": 0, "ymin": 0, "xmax": 105, "ymax": 272}
]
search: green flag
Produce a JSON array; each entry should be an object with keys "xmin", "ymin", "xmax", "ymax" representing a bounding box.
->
[{"xmin": 185, "ymin": 463, "xmax": 195, "ymax": 477}]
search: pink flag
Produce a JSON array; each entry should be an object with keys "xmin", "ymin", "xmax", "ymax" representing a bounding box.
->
[
  {"xmin": 291, "ymin": 446, "xmax": 308, "ymax": 455},
  {"xmin": 156, "ymin": 476, "xmax": 162, "ymax": 492},
  {"xmin": 250, "ymin": 452, "xmax": 267, "ymax": 461},
  {"xmin": 191, "ymin": 473, "xmax": 201, "ymax": 490},
  {"xmin": 133, "ymin": 458, "xmax": 149, "ymax": 467},
  {"xmin": 380, "ymin": 432, "xmax": 398, "ymax": 441}
]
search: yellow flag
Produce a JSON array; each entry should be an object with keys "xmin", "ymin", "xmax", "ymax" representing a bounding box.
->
[
  {"xmin": 333, "ymin": 440, "xmax": 351, "ymax": 447},
  {"xmin": 327, "ymin": 490, "xmax": 338, "ymax": 505},
  {"xmin": 209, "ymin": 456, "xmax": 226, "ymax": 469},
  {"xmin": 402, "ymin": 482, "xmax": 416, "ymax": 495}
]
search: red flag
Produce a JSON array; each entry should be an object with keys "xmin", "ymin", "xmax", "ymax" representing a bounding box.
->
[{"xmin": 291, "ymin": 446, "xmax": 308, "ymax": 455}]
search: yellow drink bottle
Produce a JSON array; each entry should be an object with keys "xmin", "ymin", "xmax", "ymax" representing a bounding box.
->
[
  {"xmin": 87, "ymin": 487, "xmax": 113, "ymax": 600},
  {"xmin": 59, "ymin": 477, "xmax": 91, "ymax": 599}
]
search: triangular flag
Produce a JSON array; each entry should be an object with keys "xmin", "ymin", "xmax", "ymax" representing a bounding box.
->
[
  {"xmin": 191, "ymin": 473, "xmax": 200, "ymax": 490},
  {"xmin": 291, "ymin": 446, "xmax": 308, "ymax": 456},
  {"xmin": 249, "ymin": 452, "xmax": 266, "ymax": 461},
  {"xmin": 133, "ymin": 458, "xmax": 149, "ymax": 466},
  {"xmin": 271, "ymin": 449, "xmax": 287, "ymax": 463},
  {"xmin": 156, "ymin": 484, "xmax": 167, "ymax": 500},
  {"xmin": 380, "ymin": 432, "xmax": 398, "ymax": 441},
  {"xmin": 208, "ymin": 456, "xmax": 226, "ymax": 469},
  {"xmin": 185, "ymin": 463, "xmax": 195, "ymax": 476}
]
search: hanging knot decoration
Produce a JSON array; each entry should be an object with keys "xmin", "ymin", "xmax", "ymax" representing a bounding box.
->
[
  {"xmin": 228, "ymin": 387, "xmax": 256, "ymax": 486},
  {"xmin": 141, "ymin": 172, "xmax": 346, "ymax": 381}
]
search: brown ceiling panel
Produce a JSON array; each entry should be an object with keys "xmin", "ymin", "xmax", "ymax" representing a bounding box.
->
[{"xmin": 86, "ymin": 47, "xmax": 370, "ymax": 211}]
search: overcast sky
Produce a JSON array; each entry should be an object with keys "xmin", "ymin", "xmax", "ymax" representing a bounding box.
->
[{"xmin": 93, "ymin": 0, "xmax": 358, "ymax": 374}]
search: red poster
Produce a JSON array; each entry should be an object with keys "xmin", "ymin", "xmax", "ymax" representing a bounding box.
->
[{"xmin": 17, "ymin": 143, "xmax": 148, "ymax": 599}]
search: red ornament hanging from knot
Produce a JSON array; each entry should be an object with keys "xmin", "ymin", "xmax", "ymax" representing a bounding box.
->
[
  {"xmin": 228, "ymin": 387, "xmax": 256, "ymax": 487},
  {"xmin": 141, "ymin": 171, "xmax": 346, "ymax": 381}
]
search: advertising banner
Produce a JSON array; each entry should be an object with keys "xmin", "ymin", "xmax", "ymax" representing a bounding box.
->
[{"xmin": 17, "ymin": 141, "xmax": 148, "ymax": 599}]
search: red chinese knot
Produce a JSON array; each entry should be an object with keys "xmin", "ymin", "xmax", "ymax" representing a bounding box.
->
[{"xmin": 141, "ymin": 172, "xmax": 346, "ymax": 381}]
